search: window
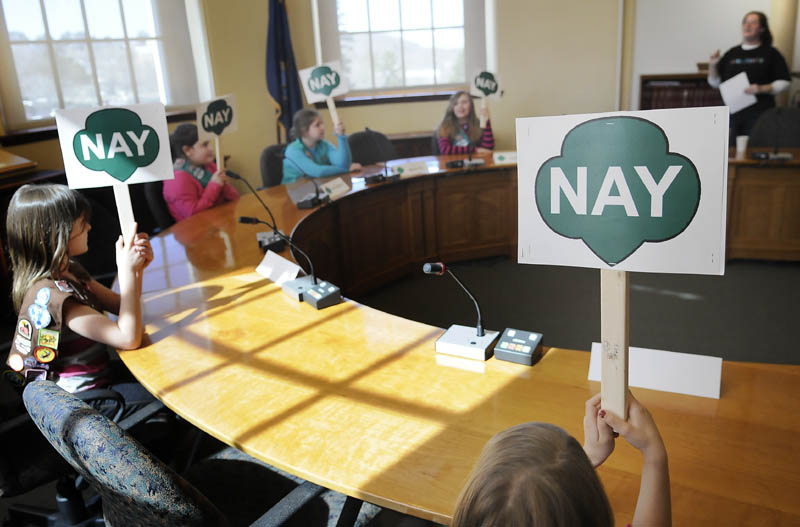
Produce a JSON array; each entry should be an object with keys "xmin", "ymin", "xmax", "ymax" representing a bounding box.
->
[
  {"xmin": 0, "ymin": 0, "xmax": 201, "ymax": 130},
  {"xmin": 317, "ymin": 0, "xmax": 486, "ymax": 94}
]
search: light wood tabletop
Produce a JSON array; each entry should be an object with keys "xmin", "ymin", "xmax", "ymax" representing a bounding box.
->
[{"xmin": 120, "ymin": 157, "xmax": 800, "ymax": 526}]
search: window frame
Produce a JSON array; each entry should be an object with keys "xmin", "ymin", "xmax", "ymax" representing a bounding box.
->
[
  {"xmin": 0, "ymin": 0, "xmax": 200, "ymax": 132},
  {"xmin": 315, "ymin": 0, "xmax": 486, "ymax": 101}
]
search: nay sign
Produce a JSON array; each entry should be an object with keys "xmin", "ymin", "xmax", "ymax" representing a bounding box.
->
[
  {"xmin": 55, "ymin": 103, "xmax": 173, "ymax": 189},
  {"xmin": 298, "ymin": 60, "xmax": 349, "ymax": 104},
  {"xmin": 196, "ymin": 94, "xmax": 238, "ymax": 142},
  {"xmin": 516, "ymin": 107, "xmax": 728, "ymax": 275}
]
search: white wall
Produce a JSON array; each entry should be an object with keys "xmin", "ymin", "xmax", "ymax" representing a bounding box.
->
[{"xmin": 630, "ymin": 0, "xmax": 771, "ymax": 109}]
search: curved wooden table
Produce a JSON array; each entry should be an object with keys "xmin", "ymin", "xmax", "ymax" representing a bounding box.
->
[{"xmin": 121, "ymin": 155, "xmax": 800, "ymax": 526}]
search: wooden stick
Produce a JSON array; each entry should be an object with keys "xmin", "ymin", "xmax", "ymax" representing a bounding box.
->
[
  {"xmin": 215, "ymin": 135, "xmax": 224, "ymax": 172},
  {"xmin": 112, "ymin": 184, "xmax": 136, "ymax": 237},
  {"xmin": 326, "ymin": 96, "xmax": 340, "ymax": 127},
  {"xmin": 479, "ymin": 96, "xmax": 488, "ymax": 128},
  {"xmin": 600, "ymin": 269, "xmax": 629, "ymax": 419}
]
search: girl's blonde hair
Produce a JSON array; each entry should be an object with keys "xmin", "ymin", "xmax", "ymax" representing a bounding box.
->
[
  {"xmin": 436, "ymin": 91, "xmax": 481, "ymax": 144},
  {"xmin": 6, "ymin": 184, "xmax": 91, "ymax": 312},
  {"xmin": 452, "ymin": 422, "xmax": 614, "ymax": 527}
]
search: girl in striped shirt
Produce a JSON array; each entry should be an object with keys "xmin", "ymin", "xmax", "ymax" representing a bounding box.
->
[{"xmin": 436, "ymin": 91, "xmax": 495, "ymax": 155}]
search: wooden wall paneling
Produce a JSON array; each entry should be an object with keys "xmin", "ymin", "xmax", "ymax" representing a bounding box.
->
[
  {"xmin": 290, "ymin": 204, "xmax": 343, "ymax": 287},
  {"xmin": 407, "ymin": 178, "xmax": 438, "ymax": 262}
]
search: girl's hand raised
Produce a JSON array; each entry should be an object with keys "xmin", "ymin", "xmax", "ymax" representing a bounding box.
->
[
  {"xmin": 583, "ymin": 392, "xmax": 616, "ymax": 467},
  {"xmin": 116, "ymin": 223, "xmax": 147, "ymax": 275},
  {"xmin": 133, "ymin": 232, "xmax": 154, "ymax": 270},
  {"xmin": 334, "ymin": 122, "xmax": 346, "ymax": 136},
  {"xmin": 211, "ymin": 169, "xmax": 230, "ymax": 186},
  {"xmin": 600, "ymin": 391, "xmax": 666, "ymax": 461}
]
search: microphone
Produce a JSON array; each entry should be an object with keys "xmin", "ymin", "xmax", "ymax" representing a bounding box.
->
[
  {"xmin": 423, "ymin": 262, "xmax": 483, "ymax": 336},
  {"xmin": 238, "ymin": 216, "xmax": 341, "ymax": 309},
  {"xmin": 423, "ymin": 261, "xmax": 499, "ymax": 360},
  {"xmin": 226, "ymin": 171, "xmax": 285, "ymax": 252},
  {"xmin": 362, "ymin": 127, "xmax": 399, "ymax": 184},
  {"xmin": 281, "ymin": 152, "xmax": 331, "ymax": 209}
]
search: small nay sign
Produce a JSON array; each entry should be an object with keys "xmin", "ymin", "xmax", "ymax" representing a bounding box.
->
[
  {"xmin": 298, "ymin": 60, "xmax": 349, "ymax": 104},
  {"xmin": 470, "ymin": 70, "xmax": 501, "ymax": 99},
  {"xmin": 196, "ymin": 94, "xmax": 238, "ymax": 142},
  {"xmin": 55, "ymin": 103, "xmax": 173, "ymax": 189},
  {"xmin": 516, "ymin": 107, "xmax": 729, "ymax": 275}
]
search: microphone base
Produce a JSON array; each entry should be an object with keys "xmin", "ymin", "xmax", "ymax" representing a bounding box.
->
[
  {"xmin": 296, "ymin": 194, "xmax": 331, "ymax": 210},
  {"xmin": 282, "ymin": 275, "xmax": 316, "ymax": 302},
  {"xmin": 281, "ymin": 276, "xmax": 342, "ymax": 309},
  {"xmin": 256, "ymin": 231, "xmax": 286, "ymax": 253},
  {"xmin": 435, "ymin": 324, "xmax": 499, "ymax": 361}
]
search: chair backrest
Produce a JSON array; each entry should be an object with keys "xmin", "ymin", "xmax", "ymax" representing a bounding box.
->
[
  {"xmin": 431, "ymin": 131, "xmax": 440, "ymax": 155},
  {"xmin": 748, "ymin": 107, "xmax": 800, "ymax": 148},
  {"xmin": 143, "ymin": 181, "xmax": 175, "ymax": 232},
  {"xmin": 260, "ymin": 144, "xmax": 286, "ymax": 188},
  {"xmin": 348, "ymin": 130, "xmax": 398, "ymax": 165},
  {"xmin": 23, "ymin": 381, "xmax": 228, "ymax": 527}
]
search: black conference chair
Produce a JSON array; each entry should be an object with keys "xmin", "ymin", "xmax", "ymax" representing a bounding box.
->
[
  {"xmin": 143, "ymin": 180, "xmax": 175, "ymax": 233},
  {"xmin": 259, "ymin": 144, "xmax": 286, "ymax": 189},
  {"xmin": 23, "ymin": 380, "xmax": 331, "ymax": 527},
  {"xmin": 748, "ymin": 107, "xmax": 800, "ymax": 148},
  {"xmin": 347, "ymin": 130, "xmax": 397, "ymax": 165},
  {"xmin": 431, "ymin": 132, "xmax": 440, "ymax": 155}
]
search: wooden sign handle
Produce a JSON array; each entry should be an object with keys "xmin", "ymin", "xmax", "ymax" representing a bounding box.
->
[
  {"xmin": 215, "ymin": 136, "xmax": 224, "ymax": 172},
  {"xmin": 479, "ymin": 96, "xmax": 488, "ymax": 129},
  {"xmin": 600, "ymin": 269, "xmax": 629, "ymax": 420},
  {"xmin": 112, "ymin": 184, "xmax": 136, "ymax": 239},
  {"xmin": 326, "ymin": 96, "xmax": 340, "ymax": 128}
]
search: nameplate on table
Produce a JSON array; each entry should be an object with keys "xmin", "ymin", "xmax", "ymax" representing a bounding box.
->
[
  {"xmin": 256, "ymin": 250, "xmax": 301, "ymax": 285},
  {"xmin": 588, "ymin": 342, "xmax": 722, "ymax": 399},
  {"xmin": 391, "ymin": 161, "xmax": 429, "ymax": 178},
  {"xmin": 321, "ymin": 177, "xmax": 350, "ymax": 199},
  {"xmin": 493, "ymin": 151, "xmax": 517, "ymax": 165}
]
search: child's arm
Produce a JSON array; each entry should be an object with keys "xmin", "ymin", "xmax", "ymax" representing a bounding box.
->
[
  {"xmin": 582, "ymin": 392, "xmax": 616, "ymax": 468},
  {"xmin": 327, "ymin": 134, "xmax": 353, "ymax": 171},
  {"xmin": 164, "ymin": 170, "xmax": 227, "ymax": 221},
  {"xmin": 477, "ymin": 120, "xmax": 494, "ymax": 152},
  {"xmin": 64, "ymin": 224, "xmax": 145, "ymax": 350},
  {"xmin": 87, "ymin": 232, "xmax": 153, "ymax": 315},
  {"xmin": 285, "ymin": 144, "xmax": 349, "ymax": 179},
  {"xmin": 602, "ymin": 392, "xmax": 672, "ymax": 527}
]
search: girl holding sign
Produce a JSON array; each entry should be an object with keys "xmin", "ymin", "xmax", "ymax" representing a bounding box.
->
[
  {"xmin": 164, "ymin": 123, "xmax": 240, "ymax": 222},
  {"xmin": 282, "ymin": 108, "xmax": 361, "ymax": 184},
  {"xmin": 4, "ymin": 184, "xmax": 156, "ymax": 418},
  {"xmin": 453, "ymin": 392, "xmax": 671, "ymax": 527},
  {"xmin": 435, "ymin": 91, "xmax": 494, "ymax": 155}
]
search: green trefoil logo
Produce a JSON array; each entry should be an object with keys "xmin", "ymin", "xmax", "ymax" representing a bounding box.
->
[
  {"xmin": 308, "ymin": 65, "xmax": 340, "ymax": 96},
  {"xmin": 535, "ymin": 116, "xmax": 701, "ymax": 266},
  {"xmin": 201, "ymin": 99, "xmax": 233, "ymax": 135},
  {"xmin": 72, "ymin": 108, "xmax": 159, "ymax": 182},
  {"xmin": 474, "ymin": 71, "xmax": 498, "ymax": 96}
]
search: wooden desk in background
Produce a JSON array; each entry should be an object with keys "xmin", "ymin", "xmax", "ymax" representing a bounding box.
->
[
  {"xmin": 116, "ymin": 154, "xmax": 800, "ymax": 525},
  {"xmin": 727, "ymin": 148, "xmax": 800, "ymax": 261}
]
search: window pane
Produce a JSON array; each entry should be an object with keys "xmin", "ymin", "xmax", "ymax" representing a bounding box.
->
[
  {"xmin": 400, "ymin": 0, "xmax": 430, "ymax": 30},
  {"xmin": 339, "ymin": 33, "xmax": 372, "ymax": 89},
  {"xmin": 434, "ymin": 28, "xmax": 463, "ymax": 83},
  {"xmin": 44, "ymin": 0, "xmax": 86, "ymax": 40},
  {"xmin": 2, "ymin": 0, "xmax": 46, "ymax": 40},
  {"xmin": 93, "ymin": 41, "xmax": 134, "ymax": 104},
  {"xmin": 337, "ymin": 0, "xmax": 368, "ymax": 32},
  {"xmin": 130, "ymin": 39, "xmax": 164, "ymax": 103},
  {"xmin": 54, "ymin": 42, "xmax": 97, "ymax": 107},
  {"xmin": 122, "ymin": 0, "xmax": 156, "ymax": 37},
  {"xmin": 432, "ymin": 0, "xmax": 462, "ymax": 28},
  {"xmin": 10, "ymin": 43, "xmax": 58, "ymax": 120},
  {"xmin": 369, "ymin": 0, "xmax": 399, "ymax": 31},
  {"xmin": 85, "ymin": 0, "xmax": 124, "ymax": 38},
  {"xmin": 402, "ymin": 30, "xmax": 433, "ymax": 86},
  {"xmin": 372, "ymin": 31, "xmax": 402, "ymax": 88}
]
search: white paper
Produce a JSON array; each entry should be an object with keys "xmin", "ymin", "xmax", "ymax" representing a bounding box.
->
[
  {"xmin": 588, "ymin": 342, "xmax": 722, "ymax": 399},
  {"xmin": 719, "ymin": 72, "xmax": 757, "ymax": 115},
  {"xmin": 493, "ymin": 151, "xmax": 517, "ymax": 165},
  {"xmin": 55, "ymin": 103, "xmax": 173, "ymax": 189},
  {"xmin": 256, "ymin": 251, "xmax": 301, "ymax": 285},
  {"xmin": 298, "ymin": 60, "xmax": 349, "ymax": 104},
  {"xmin": 321, "ymin": 177, "xmax": 350, "ymax": 199},
  {"xmin": 516, "ymin": 107, "xmax": 729, "ymax": 275},
  {"xmin": 196, "ymin": 94, "xmax": 238, "ymax": 142}
]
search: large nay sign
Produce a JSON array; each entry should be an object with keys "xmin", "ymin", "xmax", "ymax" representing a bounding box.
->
[
  {"xmin": 298, "ymin": 60, "xmax": 349, "ymax": 127},
  {"xmin": 517, "ymin": 107, "xmax": 729, "ymax": 276}
]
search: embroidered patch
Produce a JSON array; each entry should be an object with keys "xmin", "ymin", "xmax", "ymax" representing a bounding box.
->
[
  {"xmin": 55, "ymin": 280, "xmax": 74, "ymax": 293},
  {"xmin": 2, "ymin": 370, "xmax": 25, "ymax": 387},
  {"xmin": 27, "ymin": 304, "xmax": 51, "ymax": 329},
  {"xmin": 17, "ymin": 319, "xmax": 32, "ymax": 340},
  {"xmin": 25, "ymin": 369, "xmax": 48, "ymax": 382},
  {"xmin": 34, "ymin": 347, "xmax": 56, "ymax": 364},
  {"xmin": 8, "ymin": 354, "xmax": 24, "ymax": 372},
  {"xmin": 37, "ymin": 328, "xmax": 60, "ymax": 349},
  {"xmin": 35, "ymin": 287, "xmax": 51, "ymax": 306},
  {"xmin": 14, "ymin": 336, "xmax": 32, "ymax": 355}
]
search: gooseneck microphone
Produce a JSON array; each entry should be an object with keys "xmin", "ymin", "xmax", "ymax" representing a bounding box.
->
[
  {"xmin": 281, "ymin": 152, "xmax": 331, "ymax": 209},
  {"xmin": 239, "ymin": 216, "xmax": 316, "ymax": 284},
  {"xmin": 226, "ymin": 171, "xmax": 285, "ymax": 252},
  {"xmin": 423, "ymin": 262, "xmax": 484, "ymax": 337}
]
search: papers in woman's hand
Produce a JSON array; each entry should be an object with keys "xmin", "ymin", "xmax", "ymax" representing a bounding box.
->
[{"xmin": 719, "ymin": 72, "xmax": 757, "ymax": 114}]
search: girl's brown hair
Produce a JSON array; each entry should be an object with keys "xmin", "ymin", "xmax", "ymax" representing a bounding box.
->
[
  {"xmin": 452, "ymin": 422, "xmax": 614, "ymax": 527},
  {"xmin": 6, "ymin": 184, "xmax": 91, "ymax": 312},
  {"xmin": 289, "ymin": 108, "xmax": 321, "ymax": 141},
  {"xmin": 436, "ymin": 91, "xmax": 481, "ymax": 144}
]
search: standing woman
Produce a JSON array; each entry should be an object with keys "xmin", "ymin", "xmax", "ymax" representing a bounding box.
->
[
  {"xmin": 707, "ymin": 11, "xmax": 791, "ymax": 140},
  {"xmin": 435, "ymin": 91, "xmax": 494, "ymax": 155}
]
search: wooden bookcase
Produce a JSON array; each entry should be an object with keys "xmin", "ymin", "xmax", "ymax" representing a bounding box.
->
[{"xmin": 640, "ymin": 73, "xmax": 723, "ymax": 110}]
